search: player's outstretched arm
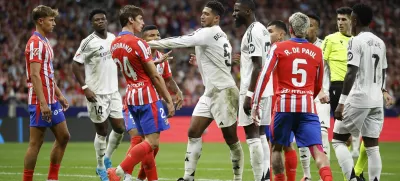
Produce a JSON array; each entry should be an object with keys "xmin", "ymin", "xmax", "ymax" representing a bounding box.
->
[
  {"xmin": 148, "ymin": 29, "xmax": 205, "ymax": 49},
  {"xmin": 143, "ymin": 61, "xmax": 175, "ymax": 117}
]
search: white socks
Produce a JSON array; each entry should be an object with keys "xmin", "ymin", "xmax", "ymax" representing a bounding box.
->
[
  {"xmin": 229, "ymin": 141, "xmax": 244, "ymax": 181},
  {"xmin": 321, "ymin": 128, "xmax": 330, "ymax": 160},
  {"xmin": 366, "ymin": 146, "xmax": 381, "ymax": 181},
  {"xmin": 94, "ymin": 133, "xmax": 107, "ymax": 169},
  {"xmin": 105, "ymin": 130, "xmax": 124, "ymax": 158},
  {"xmin": 299, "ymin": 147, "xmax": 311, "ymax": 179},
  {"xmin": 246, "ymin": 138, "xmax": 263, "ymax": 180},
  {"xmin": 260, "ymin": 135, "xmax": 270, "ymax": 180},
  {"xmin": 332, "ymin": 140, "xmax": 356, "ymax": 180},
  {"xmin": 183, "ymin": 137, "xmax": 202, "ymax": 181}
]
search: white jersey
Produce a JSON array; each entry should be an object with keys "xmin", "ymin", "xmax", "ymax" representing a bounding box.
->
[
  {"xmin": 240, "ymin": 22, "xmax": 272, "ymax": 97},
  {"xmin": 73, "ymin": 32, "xmax": 118, "ymax": 95},
  {"xmin": 346, "ymin": 32, "xmax": 387, "ymax": 108},
  {"xmin": 148, "ymin": 25, "xmax": 237, "ymax": 94},
  {"xmin": 314, "ymin": 38, "xmax": 330, "ymax": 102}
]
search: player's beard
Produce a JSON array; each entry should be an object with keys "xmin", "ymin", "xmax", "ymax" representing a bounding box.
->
[{"xmin": 234, "ymin": 16, "xmax": 245, "ymax": 27}]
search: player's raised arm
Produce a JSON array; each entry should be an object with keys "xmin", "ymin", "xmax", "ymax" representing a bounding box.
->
[{"xmin": 147, "ymin": 28, "xmax": 205, "ymax": 49}]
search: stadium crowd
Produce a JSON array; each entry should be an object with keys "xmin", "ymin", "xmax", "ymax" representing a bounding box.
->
[{"xmin": 1, "ymin": 0, "xmax": 399, "ymax": 109}]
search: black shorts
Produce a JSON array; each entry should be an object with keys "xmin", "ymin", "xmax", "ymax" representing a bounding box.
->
[{"xmin": 329, "ymin": 81, "xmax": 344, "ymax": 116}]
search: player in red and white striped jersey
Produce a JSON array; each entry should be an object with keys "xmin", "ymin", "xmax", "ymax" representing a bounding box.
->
[
  {"xmin": 251, "ymin": 12, "xmax": 333, "ymax": 181},
  {"xmin": 23, "ymin": 5, "xmax": 71, "ymax": 181},
  {"xmin": 107, "ymin": 5, "xmax": 175, "ymax": 181}
]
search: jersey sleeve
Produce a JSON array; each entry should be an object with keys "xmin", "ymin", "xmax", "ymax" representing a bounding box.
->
[
  {"xmin": 382, "ymin": 43, "xmax": 388, "ymax": 69},
  {"xmin": 147, "ymin": 28, "xmax": 206, "ymax": 49},
  {"xmin": 314, "ymin": 55, "xmax": 324, "ymax": 99},
  {"xmin": 73, "ymin": 38, "xmax": 91, "ymax": 64},
  {"xmin": 252, "ymin": 43, "xmax": 279, "ymax": 108},
  {"xmin": 162, "ymin": 60, "xmax": 172, "ymax": 79},
  {"xmin": 136, "ymin": 39, "xmax": 153, "ymax": 63},
  {"xmin": 321, "ymin": 36, "xmax": 332, "ymax": 62},
  {"xmin": 248, "ymin": 27, "xmax": 264, "ymax": 57},
  {"xmin": 27, "ymin": 39, "xmax": 44, "ymax": 63},
  {"xmin": 322, "ymin": 59, "xmax": 330, "ymax": 94},
  {"xmin": 347, "ymin": 38, "xmax": 361, "ymax": 67}
]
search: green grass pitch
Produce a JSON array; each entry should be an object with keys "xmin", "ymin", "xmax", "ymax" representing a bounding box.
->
[{"xmin": 0, "ymin": 142, "xmax": 399, "ymax": 180}]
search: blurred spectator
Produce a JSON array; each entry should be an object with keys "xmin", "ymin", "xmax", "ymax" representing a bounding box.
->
[{"xmin": 0, "ymin": 0, "xmax": 399, "ymax": 109}]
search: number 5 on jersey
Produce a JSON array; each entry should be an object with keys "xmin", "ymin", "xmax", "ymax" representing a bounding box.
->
[
  {"xmin": 115, "ymin": 56, "xmax": 138, "ymax": 80},
  {"xmin": 292, "ymin": 58, "xmax": 307, "ymax": 87}
]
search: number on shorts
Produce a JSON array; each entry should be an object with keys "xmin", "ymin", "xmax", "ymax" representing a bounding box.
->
[
  {"xmin": 160, "ymin": 108, "xmax": 166, "ymax": 119},
  {"xmin": 94, "ymin": 106, "xmax": 103, "ymax": 115}
]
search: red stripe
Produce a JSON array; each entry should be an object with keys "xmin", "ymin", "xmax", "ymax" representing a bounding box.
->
[
  {"xmin": 35, "ymin": 105, "xmax": 40, "ymax": 124},
  {"xmin": 151, "ymin": 102, "xmax": 159, "ymax": 130}
]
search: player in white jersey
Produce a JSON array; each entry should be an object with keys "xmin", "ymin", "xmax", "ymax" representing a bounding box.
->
[
  {"xmin": 233, "ymin": 0, "xmax": 271, "ymax": 180},
  {"xmin": 299, "ymin": 14, "xmax": 331, "ymax": 181},
  {"xmin": 332, "ymin": 4, "xmax": 394, "ymax": 181},
  {"xmin": 147, "ymin": 1, "xmax": 244, "ymax": 181},
  {"xmin": 72, "ymin": 9, "xmax": 125, "ymax": 181}
]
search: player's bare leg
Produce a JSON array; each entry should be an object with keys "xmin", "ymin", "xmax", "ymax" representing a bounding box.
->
[
  {"xmin": 271, "ymin": 143, "xmax": 286, "ymax": 181},
  {"xmin": 308, "ymin": 144, "xmax": 332, "ymax": 181},
  {"xmin": 178, "ymin": 116, "xmax": 212, "ymax": 181},
  {"xmin": 362, "ymin": 136, "xmax": 381, "ymax": 181},
  {"xmin": 48, "ymin": 121, "xmax": 70, "ymax": 180},
  {"xmin": 221, "ymin": 122, "xmax": 244, "ymax": 181},
  {"xmin": 283, "ymin": 143, "xmax": 297, "ymax": 181},
  {"xmin": 23, "ymin": 127, "xmax": 46, "ymax": 181},
  {"xmin": 104, "ymin": 117, "xmax": 125, "ymax": 168},
  {"xmin": 244, "ymin": 123, "xmax": 264, "ymax": 180},
  {"xmin": 259, "ymin": 126, "xmax": 270, "ymax": 181}
]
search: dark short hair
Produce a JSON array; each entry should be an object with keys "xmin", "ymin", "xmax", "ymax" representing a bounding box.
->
[
  {"xmin": 142, "ymin": 25, "xmax": 158, "ymax": 33},
  {"xmin": 89, "ymin": 9, "xmax": 107, "ymax": 21},
  {"xmin": 336, "ymin": 6, "xmax": 352, "ymax": 15},
  {"xmin": 352, "ymin": 3, "xmax": 373, "ymax": 26},
  {"xmin": 307, "ymin": 13, "xmax": 320, "ymax": 27},
  {"xmin": 32, "ymin": 5, "xmax": 59, "ymax": 22},
  {"xmin": 237, "ymin": 0, "xmax": 256, "ymax": 11},
  {"xmin": 119, "ymin": 5, "xmax": 144, "ymax": 27},
  {"xmin": 267, "ymin": 20, "xmax": 288, "ymax": 34},
  {"xmin": 205, "ymin": 1, "xmax": 225, "ymax": 16}
]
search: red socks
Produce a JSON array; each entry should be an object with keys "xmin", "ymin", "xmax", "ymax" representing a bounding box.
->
[
  {"xmin": 319, "ymin": 166, "xmax": 333, "ymax": 181},
  {"xmin": 274, "ymin": 173, "xmax": 286, "ymax": 181},
  {"xmin": 120, "ymin": 141, "xmax": 152, "ymax": 174},
  {"xmin": 48, "ymin": 163, "xmax": 60, "ymax": 180},
  {"xmin": 23, "ymin": 169, "xmax": 34, "ymax": 181},
  {"xmin": 127, "ymin": 136, "xmax": 143, "ymax": 156},
  {"xmin": 284, "ymin": 150, "xmax": 298, "ymax": 181},
  {"xmin": 138, "ymin": 147, "xmax": 160, "ymax": 180}
]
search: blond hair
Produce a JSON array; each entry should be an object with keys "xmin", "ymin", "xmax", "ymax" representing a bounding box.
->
[
  {"xmin": 289, "ymin": 12, "xmax": 310, "ymax": 38},
  {"xmin": 32, "ymin": 5, "xmax": 59, "ymax": 22}
]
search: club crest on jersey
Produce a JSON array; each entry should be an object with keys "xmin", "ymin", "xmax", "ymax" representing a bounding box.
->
[
  {"xmin": 249, "ymin": 44, "xmax": 255, "ymax": 53},
  {"xmin": 99, "ymin": 46, "xmax": 104, "ymax": 50},
  {"xmin": 347, "ymin": 52, "xmax": 353, "ymax": 61},
  {"xmin": 32, "ymin": 48, "xmax": 40, "ymax": 56}
]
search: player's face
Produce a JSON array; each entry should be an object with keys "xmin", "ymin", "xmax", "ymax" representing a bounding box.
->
[
  {"xmin": 91, "ymin": 14, "xmax": 107, "ymax": 32},
  {"xmin": 232, "ymin": 3, "xmax": 246, "ymax": 27},
  {"xmin": 132, "ymin": 15, "xmax": 145, "ymax": 33},
  {"xmin": 337, "ymin": 14, "xmax": 351, "ymax": 34},
  {"xmin": 201, "ymin": 7, "xmax": 218, "ymax": 27},
  {"xmin": 38, "ymin": 16, "xmax": 56, "ymax": 33},
  {"xmin": 267, "ymin": 25, "xmax": 283, "ymax": 44},
  {"xmin": 306, "ymin": 18, "xmax": 319, "ymax": 41},
  {"xmin": 142, "ymin": 29, "xmax": 161, "ymax": 42}
]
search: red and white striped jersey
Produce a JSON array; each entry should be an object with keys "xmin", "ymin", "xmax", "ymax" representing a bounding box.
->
[
  {"xmin": 25, "ymin": 32, "xmax": 57, "ymax": 105},
  {"xmin": 253, "ymin": 38, "xmax": 324, "ymax": 113},
  {"xmin": 111, "ymin": 31, "xmax": 159, "ymax": 106},
  {"xmin": 154, "ymin": 51, "xmax": 172, "ymax": 79}
]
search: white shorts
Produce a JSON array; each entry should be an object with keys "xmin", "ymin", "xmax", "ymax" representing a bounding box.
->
[
  {"xmin": 315, "ymin": 101, "xmax": 331, "ymax": 129},
  {"xmin": 333, "ymin": 104, "xmax": 384, "ymax": 138},
  {"xmin": 192, "ymin": 87, "xmax": 239, "ymax": 128},
  {"xmin": 238, "ymin": 95, "xmax": 271, "ymax": 126},
  {"xmin": 87, "ymin": 91, "xmax": 123, "ymax": 123}
]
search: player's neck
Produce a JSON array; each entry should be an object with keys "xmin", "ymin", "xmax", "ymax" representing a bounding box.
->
[
  {"xmin": 151, "ymin": 49, "xmax": 157, "ymax": 57},
  {"xmin": 35, "ymin": 27, "xmax": 47, "ymax": 37},
  {"xmin": 308, "ymin": 36, "xmax": 317, "ymax": 44},
  {"xmin": 122, "ymin": 26, "xmax": 135, "ymax": 35},
  {"xmin": 355, "ymin": 26, "xmax": 370, "ymax": 35},
  {"xmin": 244, "ymin": 16, "xmax": 256, "ymax": 29},
  {"xmin": 94, "ymin": 30, "xmax": 107, "ymax": 39}
]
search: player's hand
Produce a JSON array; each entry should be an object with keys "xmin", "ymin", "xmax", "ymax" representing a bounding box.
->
[
  {"xmin": 154, "ymin": 50, "xmax": 173, "ymax": 65},
  {"xmin": 251, "ymin": 107, "xmax": 261, "ymax": 126},
  {"xmin": 84, "ymin": 88, "xmax": 97, "ymax": 102},
  {"xmin": 318, "ymin": 92, "xmax": 330, "ymax": 104},
  {"xmin": 345, "ymin": 136, "xmax": 352, "ymax": 147},
  {"xmin": 58, "ymin": 95, "xmax": 70, "ymax": 111},
  {"xmin": 189, "ymin": 54, "xmax": 197, "ymax": 66},
  {"xmin": 40, "ymin": 102, "xmax": 52, "ymax": 123},
  {"xmin": 334, "ymin": 104, "xmax": 345, "ymax": 121},
  {"xmin": 232, "ymin": 53, "xmax": 241, "ymax": 64},
  {"xmin": 166, "ymin": 102, "xmax": 175, "ymax": 118},
  {"xmin": 383, "ymin": 91, "xmax": 395, "ymax": 108},
  {"xmin": 243, "ymin": 96, "xmax": 252, "ymax": 116},
  {"xmin": 175, "ymin": 91, "xmax": 184, "ymax": 110}
]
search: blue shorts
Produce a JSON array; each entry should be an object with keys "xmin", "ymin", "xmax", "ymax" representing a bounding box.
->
[
  {"xmin": 271, "ymin": 112, "xmax": 321, "ymax": 147},
  {"xmin": 128, "ymin": 100, "xmax": 170, "ymax": 135},
  {"xmin": 123, "ymin": 108, "xmax": 137, "ymax": 132},
  {"xmin": 265, "ymin": 125, "xmax": 294, "ymax": 143},
  {"xmin": 29, "ymin": 102, "xmax": 66, "ymax": 127}
]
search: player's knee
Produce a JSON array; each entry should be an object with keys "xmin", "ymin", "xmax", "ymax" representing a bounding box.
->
[
  {"xmin": 57, "ymin": 132, "xmax": 70, "ymax": 146},
  {"xmin": 113, "ymin": 127, "xmax": 125, "ymax": 134},
  {"xmin": 28, "ymin": 139, "xmax": 44, "ymax": 150},
  {"xmin": 187, "ymin": 128, "xmax": 202, "ymax": 138}
]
